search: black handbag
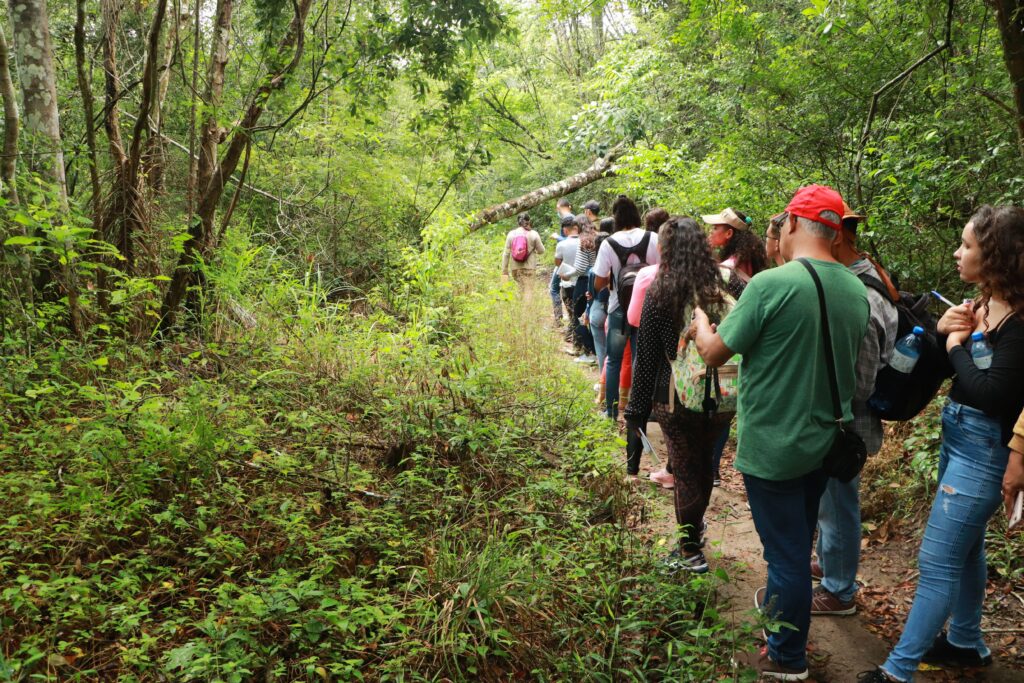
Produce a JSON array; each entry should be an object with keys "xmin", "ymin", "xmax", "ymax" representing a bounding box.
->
[{"xmin": 799, "ymin": 259, "xmax": 868, "ymax": 483}]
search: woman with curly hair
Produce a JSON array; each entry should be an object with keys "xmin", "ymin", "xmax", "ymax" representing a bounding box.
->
[
  {"xmin": 702, "ymin": 207, "xmax": 769, "ymax": 298},
  {"xmin": 863, "ymin": 206, "xmax": 1024, "ymax": 683},
  {"xmin": 624, "ymin": 217, "xmax": 732, "ymax": 573}
]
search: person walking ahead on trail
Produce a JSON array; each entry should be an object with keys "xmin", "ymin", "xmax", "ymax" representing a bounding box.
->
[
  {"xmin": 593, "ymin": 195, "xmax": 660, "ymax": 424},
  {"xmin": 501, "ymin": 212, "xmax": 545, "ymax": 288},
  {"xmin": 862, "ymin": 206, "xmax": 1024, "ymax": 683},
  {"xmin": 555, "ymin": 216, "xmax": 582, "ymax": 350},
  {"xmin": 812, "ymin": 202, "xmax": 898, "ymax": 617},
  {"xmin": 693, "ymin": 185, "xmax": 868, "ymax": 681},
  {"xmin": 625, "ymin": 216, "xmax": 733, "ymax": 573},
  {"xmin": 549, "ymin": 199, "xmax": 575, "ymax": 323}
]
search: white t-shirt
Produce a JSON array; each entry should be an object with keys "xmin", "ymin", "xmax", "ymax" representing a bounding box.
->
[
  {"xmin": 593, "ymin": 228, "xmax": 660, "ymax": 314},
  {"xmin": 554, "ymin": 236, "xmax": 580, "ymax": 289}
]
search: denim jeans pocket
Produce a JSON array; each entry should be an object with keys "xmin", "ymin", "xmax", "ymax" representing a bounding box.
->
[{"xmin": 956, "ymin": 411, "xmax": 1000, "ymax": 449}]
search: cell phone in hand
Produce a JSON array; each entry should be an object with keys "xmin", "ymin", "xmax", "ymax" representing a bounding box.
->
[{"xmin": 1010, "ymin": 491, "xmax": 1024, "ymax": 530}]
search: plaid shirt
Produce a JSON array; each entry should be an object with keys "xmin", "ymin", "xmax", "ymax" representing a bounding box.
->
[{"xmin": 848, "ymin": 259, "xmax": 899, "ymax": 453}]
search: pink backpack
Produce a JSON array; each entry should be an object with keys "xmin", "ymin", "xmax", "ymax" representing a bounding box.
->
[{"xmin": 510, "ymin": 229, "xmax": 531, "ymax": 262}]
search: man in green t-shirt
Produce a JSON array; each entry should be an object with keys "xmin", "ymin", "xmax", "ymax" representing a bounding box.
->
[{"xmin": 692, "ymin": 185, "xmax": 869, "ymax": 680}]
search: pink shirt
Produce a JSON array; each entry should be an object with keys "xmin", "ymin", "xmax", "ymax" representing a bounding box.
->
[{"xmin": 627, "ymin": 264, "xmax": 659, "ymax": 327}]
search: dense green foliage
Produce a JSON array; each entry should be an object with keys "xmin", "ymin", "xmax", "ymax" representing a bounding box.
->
[
  {"xmin": 1, "ymin": 230, "xmax": 754, "ymax": 680},
  {"xmin": 3, "ymin": 0, "xmax": 1024, "ymax": 679}
]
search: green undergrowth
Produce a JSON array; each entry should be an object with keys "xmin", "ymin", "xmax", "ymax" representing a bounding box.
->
[{"xmin": 0, "ymin": 222, "xmax": 754, "ymax": 681}]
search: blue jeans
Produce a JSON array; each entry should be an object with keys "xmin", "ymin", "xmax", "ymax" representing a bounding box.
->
[
  {"xmin": 816, "ymin": 474, "xmax": 861, "ymax": 602},
  {"xmin": 881, "ymin": 401, "xmax": 1008, "ymax": 682},
  {"xmin": 589, "ymin": 299, "xmax": 608, "ymax": 374},
  {"xmin": 549, "ymin": 269, "xmax": 562, "ymax": 319},
  {"xmin": 572, "ymin": 277, "xmax": 594, "ymax": 354},
  {"xmin": 745, "ymin": 468, "xmax": 828, "ymax": 670},
  {"xmin": 604, "ymin": 307, "xmax": 630, "ymax": 419}
]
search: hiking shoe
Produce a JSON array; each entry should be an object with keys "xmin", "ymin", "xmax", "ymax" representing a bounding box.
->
[
  {"xmin": 922, "ymin": 631, "xmax": 993, "ymax": 668},
  {"xmin": 856, "ymin": 669, "xmax": 900, "ymax": 682},
  {"xmin": 811, "ymin": 584, "xmax": 856, "ymax": 616},
  {"xmin": 661, "ymin": 549, "xmax": 709, "ymax": 575},
  {"xmin": 810, "ymin": 559, "xmax": 823, "ymax": 581},
  {"xmin": 649, "ymin": 468, "xmax": 674, "ymax": 488},
  {"xmin": 732, "ymin": 646, "xmax": 808, "ymax": 680}
]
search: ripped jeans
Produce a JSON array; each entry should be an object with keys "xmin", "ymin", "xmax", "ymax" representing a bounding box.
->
[{"xmin": 881, "ymin": 400, "xmax": 1009, "ymax": 682}]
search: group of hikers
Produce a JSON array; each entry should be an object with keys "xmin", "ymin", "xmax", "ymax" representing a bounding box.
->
[{"xmin": 500, "ymin": 187, "xmax": 1024, "ymax": 681}]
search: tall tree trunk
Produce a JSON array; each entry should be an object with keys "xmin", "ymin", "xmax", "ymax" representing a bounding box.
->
[
  {"xmin": 992, "ymin": 0, "xmax": 1024, "ymax": 155},
  {"xmin": 158, "ymin": 0, "xmax": 313, "ymax": 334},
  {"xmin": 75, "ymin": 0, "xmax": 101, "ymax": 227},
  {"xmin": 7, "ymin": 0, "xmax": 67, "ymax": 209},
  {"xmin": 0, "ymin": 26, "xmax": 19, "ymax": 204},
  {"xmin": 100, "ymin": 0, "xmax": 130, "ymax": 264},
  {"xmin": 196, "ymin": 0, "xmax": 232, "ymax": 199},
  {"xmin": 186, "ymin": 0, "xmax": 202, "ymax": 217},
  {"xmin": 144, "ymin": 2, "xmax": 189, "ymax": 192},
  {"xmin": 467, "ymin": 148, "xmax": 623, "ymax": 232}
]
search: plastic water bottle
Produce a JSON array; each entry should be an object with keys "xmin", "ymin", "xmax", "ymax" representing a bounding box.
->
[
  {"xmin": 971, "ymin": 332, "xmax": 993, "ymax": 370},
  {"xmin": 889, "ymin": 326, "xmax": 925, "ymax": 374}
]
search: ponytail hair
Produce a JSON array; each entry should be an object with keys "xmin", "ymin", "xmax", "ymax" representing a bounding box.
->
[{"xmin": 517, "ymin": 212, "xmax": 532, "ymax": 228}]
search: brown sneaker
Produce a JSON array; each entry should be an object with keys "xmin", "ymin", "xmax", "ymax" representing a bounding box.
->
[
  {"xmin": 810, "ymin": 584, "xmax": 856, "ymax": 616},
  {"xmin": 732, "ymin": 646, "xmax": 808, "ymax": 680},
  {"xmin": 810, "ymin": 560, "xmax": 823, "ymax": 581}
]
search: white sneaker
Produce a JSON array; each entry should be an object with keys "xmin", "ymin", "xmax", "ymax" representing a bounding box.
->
[
  {"xmin": 574, "ymin": 354, "xmax": 597, "ymax": 365},
  {"xmin": 593, "ymin": 383, "xmax": 601, "ymax": 392}
]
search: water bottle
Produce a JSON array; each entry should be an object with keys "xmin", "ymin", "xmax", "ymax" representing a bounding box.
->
[
  {"xmin": 889, "ymin": 326, "xmax": 925, "ymax": 374},
  {"xmin": 970, "ymin": 332, "xmax": 993, "ymax": 370}
]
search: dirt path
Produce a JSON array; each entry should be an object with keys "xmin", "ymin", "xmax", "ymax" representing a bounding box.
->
[{"xmin": 634, "ymin": 420, "xmax": 1022, "ymax": 683}]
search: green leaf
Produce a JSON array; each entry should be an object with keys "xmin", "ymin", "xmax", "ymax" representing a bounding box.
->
[{"xmin": 3, "ymin": 235, "xmax": 40, "ymax": 246}]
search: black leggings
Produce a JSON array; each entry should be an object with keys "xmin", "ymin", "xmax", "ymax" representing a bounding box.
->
[{"xmin": 653, "ymin": 403, "xmax": 733, "ymax": 552}]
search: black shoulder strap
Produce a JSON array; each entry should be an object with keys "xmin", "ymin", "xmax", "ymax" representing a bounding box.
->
[
  {"xmin": 607, "ymin": 231, "xmax": 652, "ymax": 267},
  {"xmin": 798, "ymin": 259, "xmax": 843, "ymax": 424},
  {"xmin": 856, "ymin": 272, "xmax": 894, "ymax": 303}
]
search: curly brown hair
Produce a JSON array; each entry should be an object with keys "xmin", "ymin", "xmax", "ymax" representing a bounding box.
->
[
  {"xmin": 970, "ymin": 205, "xmax": 1024, "ymax": 324},
  {"xmin": 719, "ymin": 223, "xmax": 769, "ymax": 276},
  {"xmin": 649, "ymin": 216, "xmax": 727, "ymax": 332}
]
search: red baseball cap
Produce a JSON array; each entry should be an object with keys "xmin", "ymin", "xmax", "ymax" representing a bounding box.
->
[{"xmin": 785, "ymin": 184, "xmax": 844, "ymax": 231}]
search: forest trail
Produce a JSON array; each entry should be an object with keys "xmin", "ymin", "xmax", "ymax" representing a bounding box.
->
[{"xmin": 630, "ymin": 417, "xmax": 1023, "ymax": 682}]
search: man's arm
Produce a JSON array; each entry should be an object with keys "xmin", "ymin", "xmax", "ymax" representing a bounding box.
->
[{"xmin": 692, "ymin": 307, "xmax": 735, "ymax": 368}]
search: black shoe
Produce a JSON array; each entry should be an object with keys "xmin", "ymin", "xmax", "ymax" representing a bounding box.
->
[
  {"xmin": 856, "ymin": 669, "xmax": 897, "ymax": 683},
  {"xmin": 922, "ymin": 631, "xmax": 992, "ymax": 667},
  {"xmin": 660, "ymin": 549, "xmax": 709, "ymax": 575}
]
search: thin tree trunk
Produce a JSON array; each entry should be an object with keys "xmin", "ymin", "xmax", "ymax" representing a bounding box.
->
[
  {"xmin": 468, "ymin": 148, "xmax": 623, "ymax": 232},
  {"xmin": 7, "ymin": 0, "xmax": 67, "ymax": 209},
  {"xmin": 100, "ymin": 0, "xmax": 130, "ymax": 266},
  {"xmin": 197, "ymin": 0, "xmax": 232, "ymax": 199},
  {"xmin": 144, "ymin": 0, "xmax": 188, "ymax": 192},
  {"xmin": 158, "ymin": 0, "xmax": 313, "ymax": 334},
  {"xmin": 0, "ymin": 26, "xmax": 19, "ymax": 204},
  {"xmin": 75, "ymin": 0, "xmax": 101, "ymax": 227},
  {"xmin": 186, "ymin": 0, "xmax": 202, "ymax": 217},
  {"xmin": 992, "ymin": 0, "xmax": 1024, "ymax": 156}
]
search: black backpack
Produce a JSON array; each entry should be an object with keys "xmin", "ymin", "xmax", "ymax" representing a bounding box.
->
[
  {"xmin": 859, "ymin": 274, "xmax": 948, "ymax": 421},
  {"xmin": 608, "ymin": 231, "xmax": 653, "ymax": 327}
]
